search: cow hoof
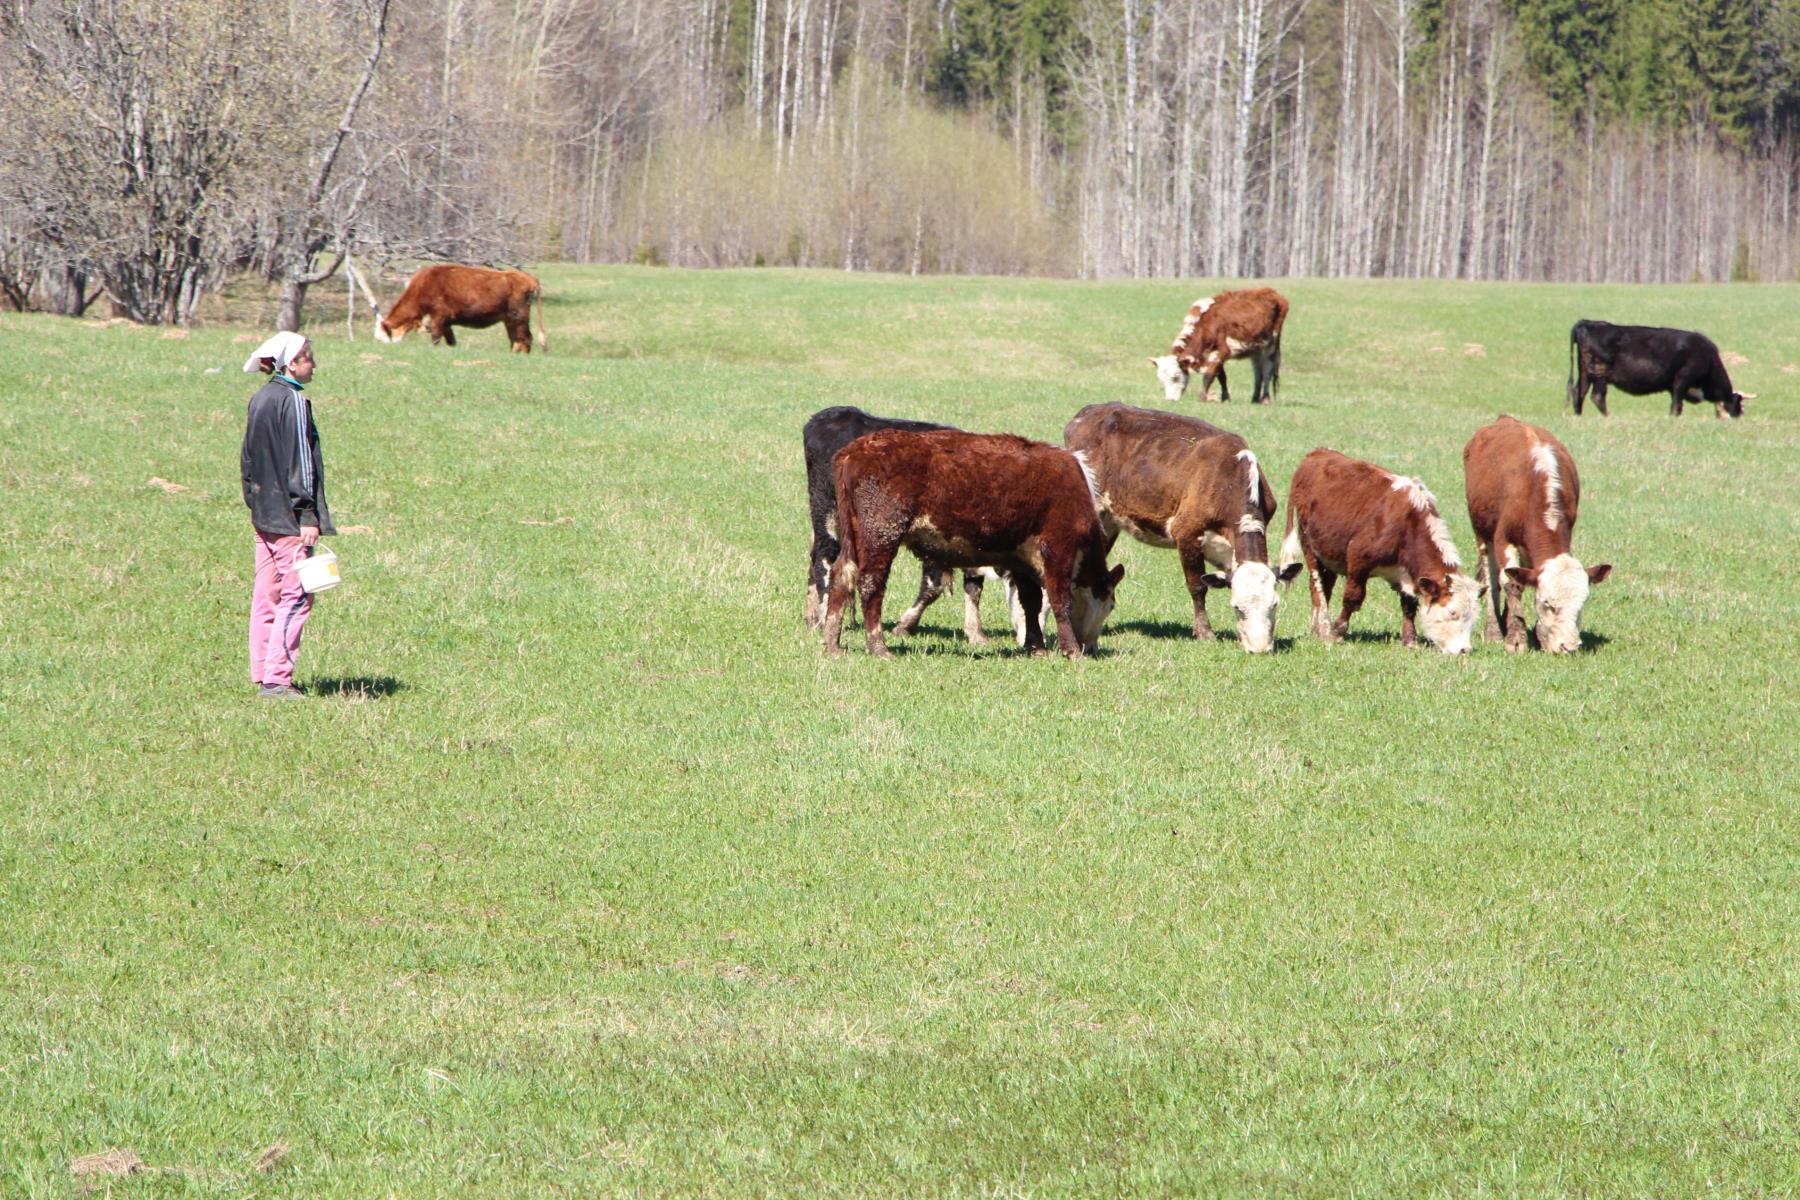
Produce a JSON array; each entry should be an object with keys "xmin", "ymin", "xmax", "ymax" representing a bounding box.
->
[
  {"xmin": 892, "ymin": 617, "xmax": 920, "ymax": 636},
  {"xmin": 1483, "ymin": 626, "xmax": 1504, "ymax": 643},
  {"xmin": 1504, "ymin": 636, "xmax": 1527, "ymax": 653},
  {"xmin": 1027, "ymin": 646, "xmax": 1049, "ymax": 658},
  {"xmin": 965, "ymin": 630, "xmax": 991, "ymax": 646},
  {"xmin": 1191, "ymin": 626, "xmax": 1215, "ymax": 641}
]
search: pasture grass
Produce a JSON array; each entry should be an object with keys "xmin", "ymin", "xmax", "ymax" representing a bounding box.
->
[{"xmin": 1, "ymin": 266, "xmax": 1797, "ymax": 1196}]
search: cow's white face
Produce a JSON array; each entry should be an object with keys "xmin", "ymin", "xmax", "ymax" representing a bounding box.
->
[
  {"xmin": 1070, "ymin": 563, "xmax": 1126, "ymax": 653},
  {"xmin": 1150, "ymin": 355, "xmax": 1189, "ymax": 403},
  {"xmin": 1417, "ymin": 573, "xmax": 1483, "ymax": 655},
  {"xmin": 1525, "ymin": 553, "xmax": 1611, "ymax": 654},
  {"xmin": 1228, "ymin": 561, "xmax": 1280, "ymax": 653},
  {"xmin": 374, "ymin": 318, "xmax": 400, "ymax": 344}
]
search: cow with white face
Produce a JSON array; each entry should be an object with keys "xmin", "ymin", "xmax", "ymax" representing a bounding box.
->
[
  {"xmin": 1151, "ymin": 288, "xmax": 1289, "ymax": 405},
  {"xmin": 1280, "ymin": 449, "xmax": 1483, "ymax": 655},
  {"xmin": 1463, "ymin": 415, "xmax": 1612, "ymax": 654},
  {"xmin": 1060, "ymin": 402, "xmax": 1288, "ymax": 653}
]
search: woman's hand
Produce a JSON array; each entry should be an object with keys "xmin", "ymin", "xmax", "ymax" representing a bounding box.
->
[{"xmin": 299, "ymin": 525, "xmax": 320, "ymax": 548}]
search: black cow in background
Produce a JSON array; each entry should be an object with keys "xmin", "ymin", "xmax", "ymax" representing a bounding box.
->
[
  {"xmin": 1568, "ymin": 320, "xmax": 1748, "ymax": 418},
  {"xmin": 802, "ymin": 406, "xmax": 990, "ymax": 643}
]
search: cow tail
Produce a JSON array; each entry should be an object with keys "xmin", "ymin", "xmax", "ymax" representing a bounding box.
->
[
  {"xmin": 1566, "ymin": 326, "xmax": 1576, "ymax": 411},
  {"xmin": 1277, "ymin": 504, "xmax": 1303, "ymax": 587},
  {"xmin": 533, "ymin": 284, "xmax": 548, "ymax": 352},
  {"xmin": 829, "ymin": 458, "xmax": 861, "ymax": 597}
]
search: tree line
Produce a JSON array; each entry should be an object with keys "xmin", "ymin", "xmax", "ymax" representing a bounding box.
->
[{"xmin": 5, "ymin": 0, "xmax": 1797, "ymax": 327}]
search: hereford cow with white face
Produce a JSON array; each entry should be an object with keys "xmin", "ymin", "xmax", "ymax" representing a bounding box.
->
[
  {"xmin": 1062, "ymin": 402, "xmax": 1285, "ymax": 652},
  {"xmin": 823, "ymin": 430, "xmax": 1124, "ymax": 659},
  {"xmin": 1150, "ymin": 287, "xmax": 1289, "ymax": 405},
  {"xmin": 1463, "ymin": 415, "xmax": 1612, "ymax": 654},
  {"xmin": 1280, "ymin": 449, "xmax": 1483, "ymax": 654}
]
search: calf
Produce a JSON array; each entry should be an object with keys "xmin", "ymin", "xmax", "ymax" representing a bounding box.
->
[
  {"xmin": 1150, "ymin": 287, "xmax": 1289, "ymax": 405},
  {"xmin": 374, "ymin": 263, "xmax": 546, "ymax": 354},
  {"xmin": 1062, "ymin": 402, "xmax": 1287, "ymax": 653},
  {"xmin": 802, "ymin": 406, "xmax": 988, "ymax": 641},
  {"xmin": 1279, "ymin": 449, "xmax": 1483, "ymax": 654},
  {"xmin": 1463, "ymin": 416, "xmax": 1611, "ymax": 654},
  {"xmin": 823, "ymin": 430, "xmax": 1125, "ymax": 659},
  {"xmin": 1568, "ymin": 319, "xmax": 1747, "ymax": 418}
]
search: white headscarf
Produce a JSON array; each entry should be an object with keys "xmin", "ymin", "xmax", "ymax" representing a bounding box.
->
[{"xmin": 242, "ymin": 331, "xmax": 310, "ymax": 374}]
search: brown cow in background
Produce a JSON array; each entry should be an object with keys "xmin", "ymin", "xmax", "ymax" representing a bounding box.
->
[
  {"xmin": 1463, "ymin": 415, "xmax": 1611, "ymax": 654},
  {"xmin": 374, "ymin": 264, "xmax": 547, "ymax": 354},
  {"xmin": 1151, "ymin": 287, "xmax": 1288, "ymax": 404}
]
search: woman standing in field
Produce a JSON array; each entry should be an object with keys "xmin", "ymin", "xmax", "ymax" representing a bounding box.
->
[{"xmin": 241, "ymin": 331, "xmax": 335, "ymax": 699}]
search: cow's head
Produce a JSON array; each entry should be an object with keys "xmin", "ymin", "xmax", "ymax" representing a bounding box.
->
[
  {"xmin": 1506, "ymin": 554, "xmax": 1611, "ymax": 654},
  {"xmin": 1149, "ymin": 355, "xmax": 1189, "ymax": 403},
  {"xmin": 373, "ymin": 314, "xmax": 416, "ymax": 344},
  {"xmin": 1413, "ymin": 573, "xmax": 1484, "ymax": 655},
  {"xmin": 1070, "ymin": 562, "xmax": 1126, "ymax": 653},
  {"xmin": 1201, "ymin": 561, "xmax": 1281, "ymax": 653},
  {"xmin": 1722, "ymin": 391, "xmax": 1751, "ymax": 418}
]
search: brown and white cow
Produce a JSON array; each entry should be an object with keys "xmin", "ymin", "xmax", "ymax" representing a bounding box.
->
[
  {"xmin": 1062, "ymin": 402, "xmax": 1285, "ymax": 652},
  {"xmin": 1463, "ymin": 415, "xmax": 1611, "ymax": 654},
  {"xmin": 374, "ymin": 264, "xmax": 546, "ymax": 354},
  {"xmin": 1279, "ymin": 449, "xmax": 1483, "ymax": 654},
  {"xmin": 822, "ymin": 430, "xmax": 1125, "ymax": 659},
  {"xmin": 1150, "ymin": 287, "xmax": 1289, "ymax": 405}
]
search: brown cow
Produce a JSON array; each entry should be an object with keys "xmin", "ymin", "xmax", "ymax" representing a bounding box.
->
[
  {"xmin": 1463, "ymin": 415, "xmax": 1612, "ymax": 654},
  {"xmin": 1150, "ymin": 287, "xmax": 1289, "ymax": 405},
  {"xmin": 822, "ymin": 430, "xmax": 1125, "ymax": 659},
  {"xmin": 1063, "ymin": 402, "xmax": 1289, "ymax": 652},
  {"xmin": 374, "ymin": 264, "xmax": 547, "ymax": 354},
  {"xmin": 1279, "ymin": 449, "xmax": 1483, "ymax": 654}
]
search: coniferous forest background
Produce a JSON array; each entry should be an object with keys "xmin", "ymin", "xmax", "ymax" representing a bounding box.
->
[{"xmin": 5, "ymin": 0, "xmax": 1799, "ymax": 324}]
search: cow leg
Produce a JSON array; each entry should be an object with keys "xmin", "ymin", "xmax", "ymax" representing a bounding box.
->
[
  {"xmin": 962, "ymin": 570, "xmax": 990, "ymax": 645},
  {"xmin": 1178, "ymin": 541, "xmax": 1216, "ymax": 640},
  {"xmin": 821, "ymin": 551, "xmax": 858, "ymax": 657},
  {"xmin": 1476, "ymin": 539, "xmax": 1504, "ymax": 642},
  {"xmin": 805, "ymin": 530, "xmax": 840, "ymax": 630},
  {"xmin": 1502, "ymin": 564, "xmax": 1530, "ymax": 653},
  {"xmin": 436, "ymin": 318, "xmax": 457, "ymax": 346},
  {"xmin": 892, "ymin": 561, "xmax": 947, "ymax": 635},
  {"xmin": 1308, "ymin": 561, "xmax": 1339, "ymax": 643},
  {"xmin": 506, "ymin": 317, "xmax": 530, "ymax": 354},
  {"xmin": 1399, "ymin": 589, "xmax": 1421, "ymax": 648},
  {"xmin": 1591, "ymin": 378, "xmax": 1609, "ymax": 417},
  {"xmin": 1215, "ymin": 361, "xmax": 1231, "ymax": 402},
  {"xmin": 1668, "ymin": 388, "xmax": 1685, "ymax": 417},
  {"xmin": 1330, "ymin": 575, "xmax": 1366, "ymax": 643},
  {"xmin": 1039, "ymin": 555, "xmax": 1085, "ymax": 660},
  {"xmin": 857, "ymin": 548, "xmax": 899, "ymax": 659},
  {"xmin": 1251, "ymin": 350, "xmax": 1271, "ymax": 405},
  {"xmin": 1012, "ymin": 573, "xmax": 1048, "ymax": 655}
]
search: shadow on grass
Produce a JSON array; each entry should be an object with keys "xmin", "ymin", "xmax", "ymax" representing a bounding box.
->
[{"xmin": 309, "ymin": 675, "xmax": 407, "ymax": 699}]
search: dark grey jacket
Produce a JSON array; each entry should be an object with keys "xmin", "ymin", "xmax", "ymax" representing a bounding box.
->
[{"xmin": 242, "ymin": 378, "xmax": 335, "ymax": 536}]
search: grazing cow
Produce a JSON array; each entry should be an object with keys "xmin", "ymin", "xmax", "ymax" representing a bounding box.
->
[
  {"xmin": 1279, "ymin": 449, "xmax": 1483, "ymax": 654},
  {"xmin": 823, "ymin": 430, "xmax": 1125, "ymax": 659},
  {"xmin": 1463, "ymin": 416, "xmax": 1612, "ymax": 654},
  {"xmin": 1062, "ymin": 402, "xmax": 1287, "ymax": 653},
  {"xmin": 374, "ymin": 264, "xmax": 547, "ymax": 354},
  {"xmin": 802, "ymin": 406, "xmax": 990, "ymax": 642},
  {"xmin": 1150, "ymin": 287, "xmax": 1289, "ymax": 405},
  {"xmin": 1567, "ymin": 319, "xmax": 1747, "ymax": 418}
]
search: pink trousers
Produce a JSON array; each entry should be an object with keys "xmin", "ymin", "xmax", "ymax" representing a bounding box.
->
[{"xmin": 250, "ymin": 532, "xmax": 314, "ymax": 686}]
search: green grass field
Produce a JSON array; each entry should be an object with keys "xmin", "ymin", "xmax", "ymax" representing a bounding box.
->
[{"xmin": 2, "ymin": 266, "xmax": 1797, "ymax": 1196}]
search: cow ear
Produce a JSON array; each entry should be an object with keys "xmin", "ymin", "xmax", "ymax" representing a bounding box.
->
[
  {"xmin": 1504, "ymin": 566, "xmax": 1540, "ymax": 587},
  {"xmin": 1415, "ymin": 575, "xmax": 1445, "ymax": 602},
  {"xmin": 1277, "ymin": 561, "xmax": 1304, "ymax": 584},
  {"xmin": 1200, "ymin": 572, "xmax": 1229, "ymax": 590},
  {"xmin": 1108, "ymin": 563, "xmax": 1126, "ymax": 589},
  {"xmin": 1587, "ymin": 563, "xmax": 1613, "ymax": 584}
]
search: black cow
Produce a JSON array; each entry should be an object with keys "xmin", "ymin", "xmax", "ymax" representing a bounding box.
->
[
  {"xmin": 1568, "ymin": 320, "xmax": 1747, "ymax": 418},
  {"xmin": 802, "ymin": 406, "xmax": 989, "ymax": 642}
]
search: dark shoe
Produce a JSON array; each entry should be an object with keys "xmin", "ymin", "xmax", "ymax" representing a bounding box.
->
[{"xmin": 259, "ymin": 683, "xmax": 306, "ymax": 700}]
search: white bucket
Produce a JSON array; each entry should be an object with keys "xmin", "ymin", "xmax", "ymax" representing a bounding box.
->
[{"xmin": 296, "ymin": 545, "xmax": 341, "ymax": 594}]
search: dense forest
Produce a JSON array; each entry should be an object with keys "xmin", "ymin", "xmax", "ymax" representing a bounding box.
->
[{"xmin": 4, "ymin": 0, "xmax": 1798, "ymax": 323}]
